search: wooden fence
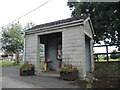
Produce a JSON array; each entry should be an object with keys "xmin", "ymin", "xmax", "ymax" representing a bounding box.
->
[{"xmin": 93, "ymin": 44, "xmax": 120, "ymax": 62}]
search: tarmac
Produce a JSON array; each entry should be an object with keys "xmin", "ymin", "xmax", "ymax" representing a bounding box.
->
[{"xmin": 1, "ymin": 66, "xmax": 80, "ymax": 88}]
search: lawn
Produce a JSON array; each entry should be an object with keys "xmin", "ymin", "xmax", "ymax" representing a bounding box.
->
[{"xmin": 0, "ymin": 61, "xmax": 20, "ymax": 67}]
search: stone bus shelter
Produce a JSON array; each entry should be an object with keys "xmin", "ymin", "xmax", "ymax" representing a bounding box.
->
[{"xmin": 24, "ymin": 15, "xmax": 95, "ymax": 79}]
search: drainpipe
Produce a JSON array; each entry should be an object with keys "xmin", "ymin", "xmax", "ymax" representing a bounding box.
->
[{"xmin": 22, "ymin": 32, "xmax": 26, "ymax": 64}]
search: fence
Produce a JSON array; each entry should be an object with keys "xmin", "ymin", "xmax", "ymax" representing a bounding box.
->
[{"xmin": 93, "ymin": 44, "xmax": 120, "ymax": 62}]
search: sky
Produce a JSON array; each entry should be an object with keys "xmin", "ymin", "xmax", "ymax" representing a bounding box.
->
[
  {"xmin": 0, "ymin": 0, "xmax": 71, "ymax": 29},
  {"xmin": 0, "ymin": 0, "xmax": 118, "ymax": 53}
]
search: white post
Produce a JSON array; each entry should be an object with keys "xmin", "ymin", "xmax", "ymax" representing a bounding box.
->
[{"xmin": 22, "ymin": 32, "xmax": 26, "ymax": 64}]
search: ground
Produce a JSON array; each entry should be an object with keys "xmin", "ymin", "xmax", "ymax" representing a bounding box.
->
[
  {"xmin": 92, "ymin": 62, "xmax": 120, "ymax": 88},
  {"xmin": 71, "ymin": 62, "xmax": 120, "ymax": 88},
  {"xmin": 1, "ymin": 61, "xmax": 120, "ymax": 88},
  {"xmin": 1, "ymin": 66, "xmax": 80, "ymax": 88}
]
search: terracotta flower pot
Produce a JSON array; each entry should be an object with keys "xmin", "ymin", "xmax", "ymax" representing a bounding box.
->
[
  {"xmin": 20, "ymin": 66, "xmax": 35, "ymax": 76},
  {"xmin": 60, "ymin": 70, "xmax": 79, "ymax": 81}
]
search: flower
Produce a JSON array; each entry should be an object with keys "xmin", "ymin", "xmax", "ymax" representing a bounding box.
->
[
  {"xmin": 28, "ymin": 63, "xmax": 32, "ymax": 66},
  {"xmin": 16, "ymin": 61, "xmax": 34, "ymax": 72},
  {"xmin": 45, "ymin": 59, "xmax": 52, "ymax": 63},
  {"xmin": 57, "ymin": 63, "xmax": 79, "ymax": 73}
]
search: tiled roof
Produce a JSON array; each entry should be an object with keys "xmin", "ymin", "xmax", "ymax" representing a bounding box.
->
[{"xmin": 26, "ymin": 14, "xmax": 88, "ymax": 31}]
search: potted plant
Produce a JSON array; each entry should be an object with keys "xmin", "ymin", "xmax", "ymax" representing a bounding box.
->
[
  {"xmin": 57, "ymin": 63, "xmax": 79, "ymax": 81},
  {"xmin": 17, "ymin": 61, "xmax": 35, "ymax": 76}
]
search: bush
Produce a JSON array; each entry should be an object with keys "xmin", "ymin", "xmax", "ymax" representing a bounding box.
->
[{"xmin": 110, "ymin": 50, "xmax": 119, "ymax": 59}]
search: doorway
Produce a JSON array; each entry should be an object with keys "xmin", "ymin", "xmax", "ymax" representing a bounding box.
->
[
  {"xmin": 85, "ymin": 35, "xmax": 92, "ymax": 72},
  {"xmin": 40, "ymin": 32, "xmax": 62, "ymax": 71}
]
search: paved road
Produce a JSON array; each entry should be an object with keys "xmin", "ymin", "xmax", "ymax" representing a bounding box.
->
[{"xmin": 2, "ymin": 66, "xmax": 80, "ymax": 88}]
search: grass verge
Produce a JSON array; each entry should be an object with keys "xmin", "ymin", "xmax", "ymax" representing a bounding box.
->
[{"xmin": 0, "ymin": 61, "xmax": 21, "ymax": 67}]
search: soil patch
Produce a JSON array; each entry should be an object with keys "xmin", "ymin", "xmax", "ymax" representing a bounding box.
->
[{"xmin": 92, "ymin": 75, "xmax": 119, "ymax": 88}]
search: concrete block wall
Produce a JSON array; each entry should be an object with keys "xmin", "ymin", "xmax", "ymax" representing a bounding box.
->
[
  {"xmin": 90, "ymin": 39, "xmax": 94, "ymax": 72},
  {"xmin": 62, "ymin": 26, "xmax": 87, "ymax": 79},
  {"xmin": 25, "ymin": 34, "xmax": 40, "ymax": 71},
  {"xmin": 84, "ymin": 21, "xmax": 94, "ymax": 72}
]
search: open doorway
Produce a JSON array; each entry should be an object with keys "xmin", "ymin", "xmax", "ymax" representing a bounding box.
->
[
  {"xmin": 40, "ymin": 32, "xmax": 62, "ymax": 71},
  {"xmin": 85, "ymin": 35, "xmax": 92, "ymax": 72}
]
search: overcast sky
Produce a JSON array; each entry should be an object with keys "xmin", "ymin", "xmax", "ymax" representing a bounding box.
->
[{"xmin": 0, "ymin": 0, "xmax": 71, "ymax": 30}]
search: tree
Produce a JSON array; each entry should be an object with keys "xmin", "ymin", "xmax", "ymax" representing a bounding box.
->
[
  {"xmin": 24, "ymin": 22, "xmax": 36, "ymax": 30},
  {"xmin": 67, "ymin": 2, "xmax": 120, "ymax": 46},
  {"xmin": 1, "ymin": 22, "xmax": 24, "ymax": 64}
]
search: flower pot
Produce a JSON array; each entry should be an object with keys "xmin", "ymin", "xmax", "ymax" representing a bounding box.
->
[
  {"xmin": 60, "ymin": 70, "xmax": 79, "ymax": 81},
  {"xmin": 20, "ymin": 66, "xmax": 35, "ymax": 76}
]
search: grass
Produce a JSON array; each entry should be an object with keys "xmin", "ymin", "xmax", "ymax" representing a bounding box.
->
[
  {"xmin": 0, "ymin": 61, "xmax": 21, "ymax": 67},
  {"xmin": 95, "ymin": 59, "xmax": 120, "ymax": 62},
  {"xmin": 94, "ymin": 62, "xmax": 120, "ymax": 75}
]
